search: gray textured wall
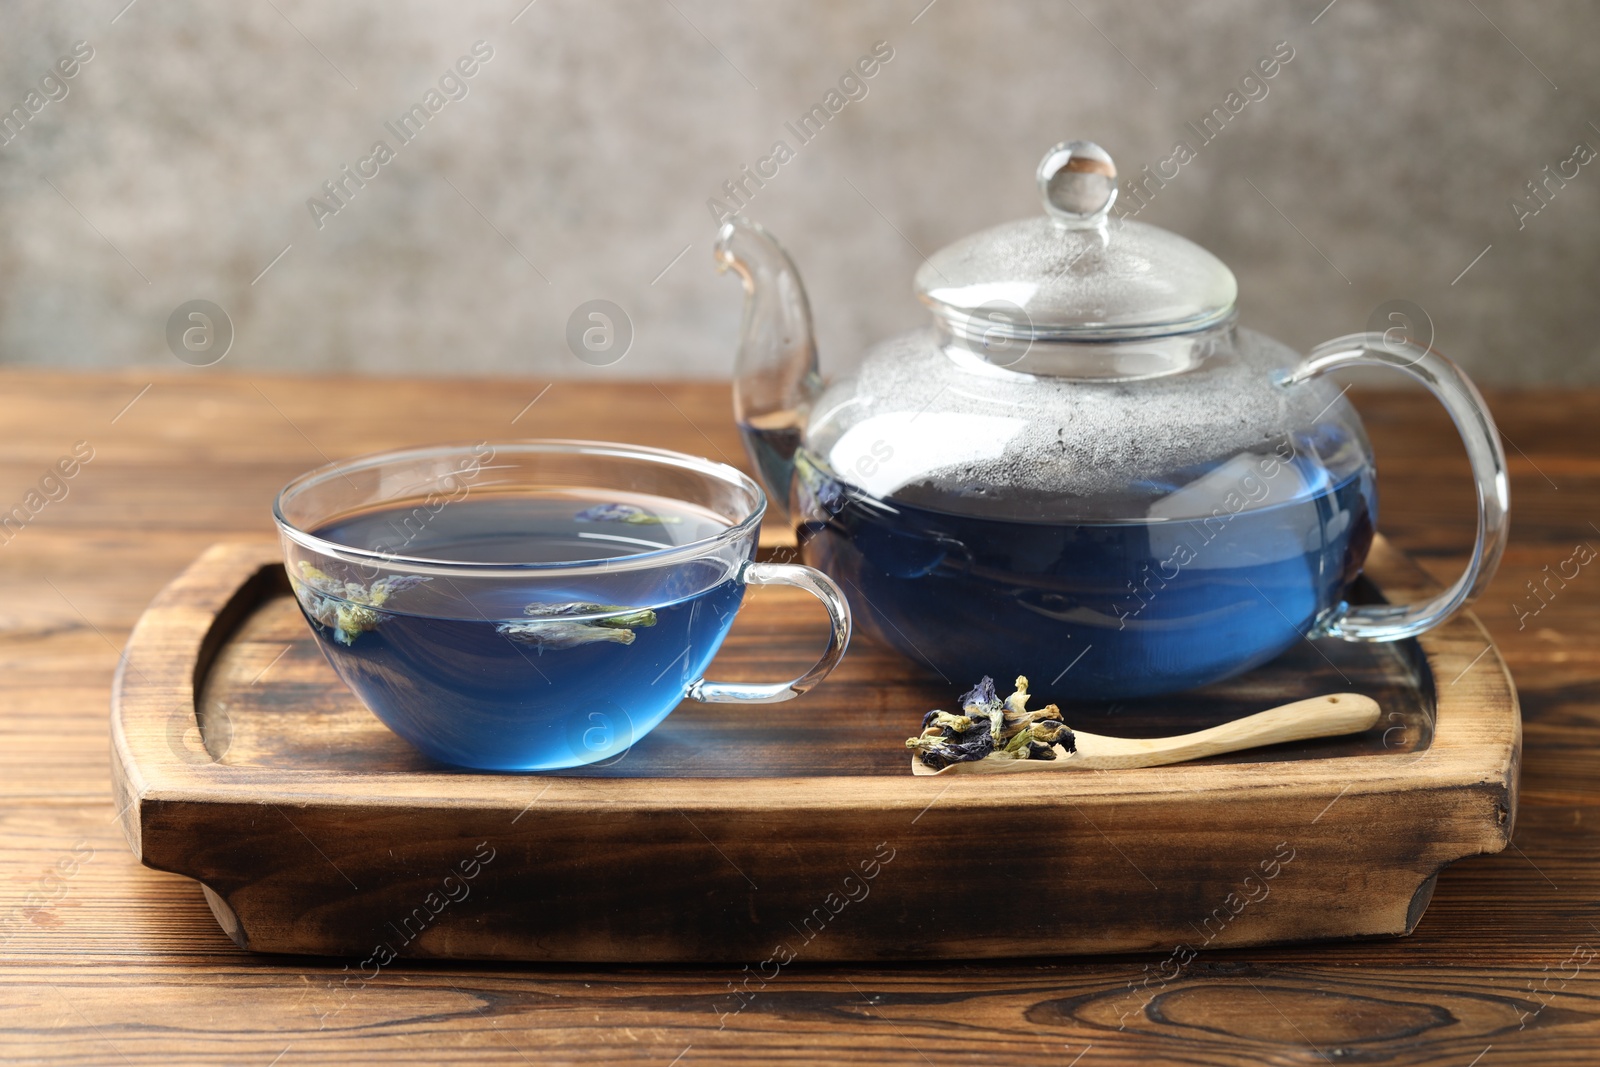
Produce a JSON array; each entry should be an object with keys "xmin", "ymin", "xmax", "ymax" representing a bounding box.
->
[{"xmin": 0, "ymin": 0, "xmax": 1596, "ymax": 383}]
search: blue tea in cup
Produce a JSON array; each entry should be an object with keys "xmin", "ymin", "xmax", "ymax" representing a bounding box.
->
[{"xmin": 274, "ymin": 441, "xmax": 850, "ymax": 771}]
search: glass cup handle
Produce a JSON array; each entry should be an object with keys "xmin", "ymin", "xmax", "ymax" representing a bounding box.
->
[
  {"xmin": 1285, "ymin": 331, "xmax": 1510, "ymax": 642},
  {"xmin": 688, "ymin": 561, "xmax": 852, "ymax": 703}
]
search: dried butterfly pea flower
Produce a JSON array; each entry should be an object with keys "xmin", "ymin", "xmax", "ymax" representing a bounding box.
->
[
  {"xmin": 906, "ymin": 717, "xmax": 995, "ymax": 771},
  {"xmin": 1028, "ymin": 719, "xmax": 1075, "ymax": 760},
  {"xmin": 958, "ymin": 675, "xmax": 1006, "ymax": 748},
  {"xmin": 291, "ymin": 562, "xmax": 430, "ymax": 646},
  {"xmin": 519, "ymin": 602, "xmax": 658, "ymax": 628},
  {"xmin": 1030, "ymin": 719, "xmax": 1075, "ymax": 749},
  {"xmin": 497, "ymin": 602, "xmax": 659, "ymax": 651},
  {"xmin": 920, "ymin": 710, "xmax": 976, "ymax": 734},
  {"xmin": 906, "ymin": 676, "xmax": 1075, "ymax": 770},
  {"xmin": 996, "ymin": 725, "xmax": 1036, "ymax": 759},
  {"xmin": 960, "ymin": 676, "xmax": 1001, "ymax": 715},
  {"xmin": 574, "ymin": 503, "xmax": 681, "ymax": 525},
  {"xmin": 992, "ymin": 676, "xmax": 1072, "ymax": 741}
]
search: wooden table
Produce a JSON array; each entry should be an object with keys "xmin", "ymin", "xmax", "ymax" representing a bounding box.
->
[{"xmin": 1, "ymin": 370, "xmax": 1596, "ymax": 1066}]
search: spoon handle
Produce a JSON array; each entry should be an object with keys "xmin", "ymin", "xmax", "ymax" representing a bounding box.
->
[
  {"xmin": 1068, "ymin": 693, "xmax": 1382, "ymax": 770},
  {"xmin": 910, "ymin": 693, "xmax": 1381, "ymax": 775}
]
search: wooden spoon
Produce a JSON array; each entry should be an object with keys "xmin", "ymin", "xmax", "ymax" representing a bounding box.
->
[{"xmin": 909, "ymin": 693, "xmax": 1382, "ymax": 776}]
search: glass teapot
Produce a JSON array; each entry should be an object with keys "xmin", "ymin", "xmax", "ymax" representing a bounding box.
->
[{"xmin": 715, "ymin": 139, "xmax": 1509, "ymax": 700}]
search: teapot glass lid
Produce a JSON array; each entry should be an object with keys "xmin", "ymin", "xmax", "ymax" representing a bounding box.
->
[{"xmin": 915, "ymin": 140, "xmax": 1238, "ymax": 342}]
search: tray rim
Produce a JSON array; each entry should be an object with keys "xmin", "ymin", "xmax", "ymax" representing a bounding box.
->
[{"xmin": 112, "ymin": 538, "xmax": 1520, "ymax": 847}]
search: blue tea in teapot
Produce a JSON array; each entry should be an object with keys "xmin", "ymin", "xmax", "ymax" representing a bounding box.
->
[{"xmin": 786, "ymin": 425, "xmax": 1375, "ymax": 699}]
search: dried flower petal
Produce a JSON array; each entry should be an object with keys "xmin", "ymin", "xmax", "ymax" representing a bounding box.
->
[
  {"xmin": 920, "ymin": 709, "xmax": 975, "ymax": 733},
  {"xmin": 1004, "ymin": 676, "xmax": 1032, "ymax": 717},
  {"xmin": 1030, "ymin": 719, "xmax": 1075, "ymax": 752},
  {"xmin": 997, "ymin": 726, "xmax": 1035, "ymax": 758},
  {"xmin": 959, "ymin": 676, "xmax": 1001, "ymax": 715},
  {"xmin": 906, "ymin": 717, "xmax": 994, "ymax": 770}
]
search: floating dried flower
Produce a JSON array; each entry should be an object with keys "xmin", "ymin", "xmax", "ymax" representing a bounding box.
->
[
  {"xmin": 291, "ymin": 562, "xmax": 430, "ymax": 646},
  {"xmin": 497, "ymin": 602, "xmax": 659, "ymax": 651},
  {"xmin": 574, "ymin": 502, "xmax": 681, "ymax": 525}
]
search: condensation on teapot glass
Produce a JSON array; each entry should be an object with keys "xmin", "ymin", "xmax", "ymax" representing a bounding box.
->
[{"xmin": 813, "ymin": 323, "xmax": 1360, "ymax": 518}]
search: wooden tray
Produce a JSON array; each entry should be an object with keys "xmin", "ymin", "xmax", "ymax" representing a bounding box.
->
[{"xmin": 111, "ymin": 538, "xmax": 1518, "ymax": 962}]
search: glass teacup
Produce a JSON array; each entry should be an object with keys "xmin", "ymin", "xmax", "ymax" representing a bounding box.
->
[{"xmin": 273, "ymin": 440, "xmax": 851, "ymax": 771}]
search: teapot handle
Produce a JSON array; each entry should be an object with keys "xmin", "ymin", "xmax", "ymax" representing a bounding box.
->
[{"xmin": 1285, "ymin": 332, "xmax": 1510, "ymax": 641}]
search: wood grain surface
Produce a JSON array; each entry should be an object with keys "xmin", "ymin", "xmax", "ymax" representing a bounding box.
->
[
  {"xmin": 1, "ymin": 370, "xmax": 1597, "ymax": 1065},
  {"xmin": 109, "ymin": 536, "xmax": 1510, "ymax": 962}
]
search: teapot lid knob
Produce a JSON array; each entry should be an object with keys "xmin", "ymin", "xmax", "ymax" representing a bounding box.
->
[{"xmin": 1037, "ymin": 140, "xmax": 1118, "ymax": 227}]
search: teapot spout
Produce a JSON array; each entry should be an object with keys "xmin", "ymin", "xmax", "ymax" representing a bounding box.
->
[{"xmin": 715, "ymin": 216, "xmax": 822, "ymax": 521}]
